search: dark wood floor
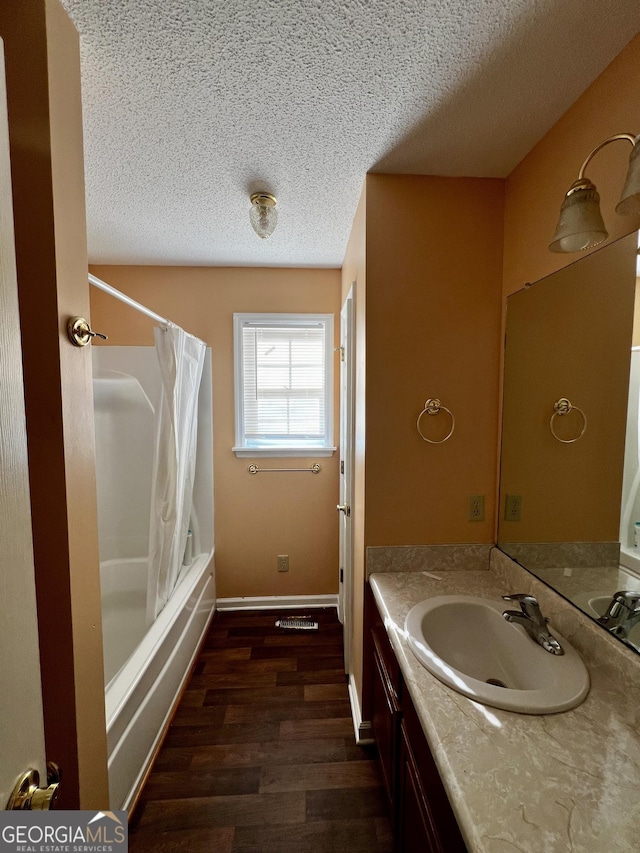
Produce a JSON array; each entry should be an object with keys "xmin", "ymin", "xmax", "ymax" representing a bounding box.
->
[{"xmin": 129, "ymin": 607, "xmax": 393, "ymax": 853}]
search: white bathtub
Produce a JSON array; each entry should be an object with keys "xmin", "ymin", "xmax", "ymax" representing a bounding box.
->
[
  {"xmin": 101, "ymin": 558, "xmax": 148, "ymax": 685},
  {"xmin": 103, "ymin": 551, "xmax": 215, "ymax": 809},
  {"xmin": 620, "ymin": 545, "xmax": 640, "ymax": 575}
]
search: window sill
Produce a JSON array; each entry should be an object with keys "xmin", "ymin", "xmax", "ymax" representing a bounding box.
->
[{"xmin": 233, "ymin": 447, "xmax": 337, "ymax": 458}]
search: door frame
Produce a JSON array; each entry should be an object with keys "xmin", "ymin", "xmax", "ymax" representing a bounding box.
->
[{"xmin": 338, "ymin": 285, "xmax": 355, "ymax": 674}]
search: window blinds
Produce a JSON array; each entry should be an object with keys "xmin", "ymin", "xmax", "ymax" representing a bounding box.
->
[{"xmin": 241, "ymin": 323, "xmax": 327, "ymax": 443}]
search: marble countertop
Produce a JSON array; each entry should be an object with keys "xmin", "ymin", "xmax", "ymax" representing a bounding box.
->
[
  {"xmin": 369, "ymin": 570, "xmax": 640, "ymax": 853},
  {"xmin": 533, "ymin": 564, "xmax": 640, "ymax": 601}
]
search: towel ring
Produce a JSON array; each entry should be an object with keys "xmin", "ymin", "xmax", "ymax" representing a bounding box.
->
[
  {"xmin": 417, "ymin": 398, "xmax": 455, "ymax": 444},
  {"xmin": 550, "ymin": 398, "xmax": 587, "ymax": 444}
]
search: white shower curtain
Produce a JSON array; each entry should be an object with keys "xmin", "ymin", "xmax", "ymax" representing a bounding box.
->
[{"xmin": 147, "ymin": 323, "xmax": 206, "ymax": 623}]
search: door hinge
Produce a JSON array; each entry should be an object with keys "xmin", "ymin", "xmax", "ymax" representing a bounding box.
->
[
  {"xmin": 340, "ymin": 460, "xmax": 344, "ymax": 474},
  {"xmin": 340, "ymin": 568, "xmax": 344, "ymax": 583}
]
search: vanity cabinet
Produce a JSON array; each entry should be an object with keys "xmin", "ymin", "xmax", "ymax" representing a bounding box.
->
[{"xmin": 366, "ymin": 584, "xmax": 467, "ymax": 853}]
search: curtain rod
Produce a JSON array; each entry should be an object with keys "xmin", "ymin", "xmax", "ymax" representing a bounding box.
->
[{"xmin": 88, "ymin": 273, "xmax": 170, "ymax": 326}]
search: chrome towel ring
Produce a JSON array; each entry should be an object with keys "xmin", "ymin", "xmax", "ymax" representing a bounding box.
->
[
  {"xmin": 417, "ymin": 398, "xmax": 455, "ymax": 444},
  {"xmin": 550, "ymin": 398, "xmax": 587, "ymax": 444}
]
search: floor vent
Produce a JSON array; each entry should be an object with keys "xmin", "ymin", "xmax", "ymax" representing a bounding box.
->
[{"xmin": 276, "ymin": 617, "xmax": 319, "ymax": 631}]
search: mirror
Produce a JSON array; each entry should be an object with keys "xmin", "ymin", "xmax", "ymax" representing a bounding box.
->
[{"xmin": 498, "ymin": 231, "xmax": 640, "ymax": 653}]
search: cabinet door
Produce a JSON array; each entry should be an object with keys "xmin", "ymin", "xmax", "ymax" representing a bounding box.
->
[
  {"xmin": 367, "ymin": 585, "xmax": 466, "ymax": 853},
  {"xmin": 400, "ymin": 695, "xmax": 467, "ymax": 853},
  {"xmin": 371, "ymin": 635, "xmax": 400, "ymax": 812},
  {"xmin": 398, "ymin": 721, "xmax": 439, "ymax": 853}
]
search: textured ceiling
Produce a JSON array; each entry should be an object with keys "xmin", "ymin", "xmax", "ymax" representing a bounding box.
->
[{"xmin": 61, "ymin": 0, "xmax": 640, "ymax": 268}]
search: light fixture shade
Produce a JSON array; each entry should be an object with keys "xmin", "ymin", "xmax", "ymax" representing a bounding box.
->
[
  {"xmin": 249, "ymin": 192, "xmax": 278, "ymax": 239},
  {"xmin": 615, "ymin": 135, "xmax": 640, "ymax": 215},
  {"xmin": 549, "ymin": 179, "xmax": 607, "ymax": 253}
]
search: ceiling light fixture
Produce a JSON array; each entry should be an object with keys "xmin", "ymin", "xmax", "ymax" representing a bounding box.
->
[
  {"xmin": 549, "ymin": 133, "xmax": 640, "ymax": 253},
  {"xmin": 249, "ymin": 192, "xmax": 278, "ymax": 239}
]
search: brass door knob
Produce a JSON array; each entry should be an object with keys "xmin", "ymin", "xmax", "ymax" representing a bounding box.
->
[
  {"xmin": 67, "ymin": 316, "xmax": 108, "ymax": 347},
  {"xmin": 7, "ymin": 764, "xmax": 60, "ymax": 810}
]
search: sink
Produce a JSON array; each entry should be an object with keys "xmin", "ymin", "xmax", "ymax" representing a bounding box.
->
[
  {"xmin": 572, "ymin": 590, "xmax": 640, "ymax": 650},
  {"xmin": 405, "ymin": 595, "xmax": 590, "ymax": 714},
  {"xmin": 572, "ymin": 590, "xmax": 618, "ymax": 619}
]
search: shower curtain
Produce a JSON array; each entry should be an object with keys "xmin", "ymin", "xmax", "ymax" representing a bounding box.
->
[
  {"xmin": 147, "ymin": 323, "xmax": 206, "ymax": 623},
  {"xmin": 620, "ymin": 348, "xmax": 640, "ymax": 551}
]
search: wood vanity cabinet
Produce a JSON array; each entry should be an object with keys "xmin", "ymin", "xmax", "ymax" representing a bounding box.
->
[{"xmin": 365, "ymin": 584, "xmax": 467, "ymax": 853}]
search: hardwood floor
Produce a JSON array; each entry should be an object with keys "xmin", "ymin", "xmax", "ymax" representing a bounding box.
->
[{"xmin": 129, "ymin": 608, "xmax": 393, "ymax": 853}]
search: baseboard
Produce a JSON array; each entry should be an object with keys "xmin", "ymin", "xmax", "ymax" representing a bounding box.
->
[
  {"xmin": 216, "ymin": 593, "xmax": 338, "ymax": 611},
  {"xmin": 348, "ymin": 673, "xmax": 374, "ymax": 744}
]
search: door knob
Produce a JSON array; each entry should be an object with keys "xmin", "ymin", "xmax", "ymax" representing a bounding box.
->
[
  {"xmin": 67, "ymin": 316, "xmax": 108, "ymax": 347},
  {"xmin": 7, "ymin": 764, "xmax": 60, "ymax": 810},
  {"xmin": 336, "ymin": 504, "xmax": 350, "ymax": 516}
]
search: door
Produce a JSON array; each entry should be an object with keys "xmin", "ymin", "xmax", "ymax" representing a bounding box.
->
[
  {"xmin": 337, "ymin": 287, "xmax": 355, "ymax": 672},
  {"xmin": 0, "ymin": 41, "xmax": 48, "ymax": 808},
  {"xmin": 0, "ymin": 6, "xmax": 109, "ymax": 807}
]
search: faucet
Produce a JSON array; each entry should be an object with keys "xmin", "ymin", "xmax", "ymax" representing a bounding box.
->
[
  {"xmin": 597, "ymin": 590, "xmax": 640, "ymax": 641},
  {"xmin": 502, "ymin": 593, "xmax": 564, "ymax": 655}
]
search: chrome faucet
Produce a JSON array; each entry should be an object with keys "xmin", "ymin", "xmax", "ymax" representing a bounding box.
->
[
  {"xmin": 502, "ymin": 593, "xmax": 564, "ymax": 655},
  {"xmin": 597, "ymin": 590, "xmax": 640, "ymax": 641}
]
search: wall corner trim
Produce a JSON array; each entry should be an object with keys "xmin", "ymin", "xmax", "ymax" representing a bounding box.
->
[{"xmin": 348, "ymin": 673, "xmax": 374, "ymax": 745}]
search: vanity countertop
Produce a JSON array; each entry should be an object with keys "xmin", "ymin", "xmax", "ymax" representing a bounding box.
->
[{"xmin": 369, "ymin": 570, "xmax": 640, "ymax": 853}]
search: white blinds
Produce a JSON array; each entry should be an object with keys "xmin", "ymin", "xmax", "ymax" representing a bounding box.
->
[{"xmin": 241, "ymin": 322, "xmax": 327, "ymax": 442}]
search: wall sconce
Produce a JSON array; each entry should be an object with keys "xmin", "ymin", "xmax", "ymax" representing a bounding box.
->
[
  {"xmin": 549, "ymin": 133, "xmax": 640, "ymax": 253},
  {"xmin": 249, "ymin": 192, "xmax": 278, "ymax": 239}
]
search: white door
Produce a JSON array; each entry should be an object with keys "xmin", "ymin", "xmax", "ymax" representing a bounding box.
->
[
  {"xmin": 337, "ymin": 288, "xmax": 355, "ymax": 673},
  {"xmin": 0, "ymin": 40, "xmax": 48, "ymax": 809}
]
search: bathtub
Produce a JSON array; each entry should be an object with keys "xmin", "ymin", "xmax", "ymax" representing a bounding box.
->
[
  {"xmin": 620, "ymin": 545, "xmax": 640, "ymax": 575},
  {"xmin": 103, "ymin": 550, "xmax": 215, "ymax": 809},
  {"xmin": 93, "ymin": 346, "xmax": 215, "ymax": 808}
]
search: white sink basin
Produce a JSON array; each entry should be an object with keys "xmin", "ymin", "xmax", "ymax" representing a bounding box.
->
[
  {"xmin": 405, "ymin": 595, "xmax": 590, "ymax": 714},
  {"xmin": 571, "ymin": 590, "xmax": 615, "ymax": 618}
]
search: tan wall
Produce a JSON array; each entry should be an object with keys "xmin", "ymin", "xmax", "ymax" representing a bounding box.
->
[
  {"xmin": 504, "ymin": 33, "xmax": 640, "ymax": 298},
  {"xmin": 90, "ymin": 265, "xmax": 341, "ymax": 599},
  {"xmin": 340, "ymin": 183, "xmax": 366, "ymax": 703},
  {"xmin": 365, "ymin": 174, "xmax": 505, "ymax": 545},
  {"xmin": 499, "ymin": 31, "xmax": 640, "ymax": 553},
  {"xmin": 346, "ymin": 175, "xmax": 505, "ymax": 714},
  {"xmin": 0, "ymin": 0, "xmax": 108, "ymax": 808}
]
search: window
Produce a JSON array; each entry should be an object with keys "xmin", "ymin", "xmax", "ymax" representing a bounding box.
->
[{"xmin": 233, "ymin": 313, "xmax": 336, "ymax": 457}]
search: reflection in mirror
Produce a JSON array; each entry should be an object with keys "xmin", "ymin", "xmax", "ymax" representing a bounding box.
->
[{"xmin": 498, "ymin": 231, "xmax": 640, "ymax": 653}]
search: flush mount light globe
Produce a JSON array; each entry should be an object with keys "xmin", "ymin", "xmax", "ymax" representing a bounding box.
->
[
  {"xmin": 549, "ymin": 133, "xmax": 640, "ymax": 253},
  {"xmin": 249, "ymin": 192, "xmax": 278, "ymax": 239}
]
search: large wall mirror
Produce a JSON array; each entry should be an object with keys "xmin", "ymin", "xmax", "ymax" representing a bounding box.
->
[{"xmin": 498, "ymin": 230, "xmax": 640, "ymax": 654}]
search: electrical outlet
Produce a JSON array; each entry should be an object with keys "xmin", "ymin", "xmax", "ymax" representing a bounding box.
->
[
  {"xmin": 467, "ymin": 495, "xmax": 484, "ymax": 522},
  {"xmin": 504, "ymin": 494, "xmax": 522, "ymax": 521},
  {"xmin": 277, "ymin": 554, "xmax": 289, "ymax": 572}
]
